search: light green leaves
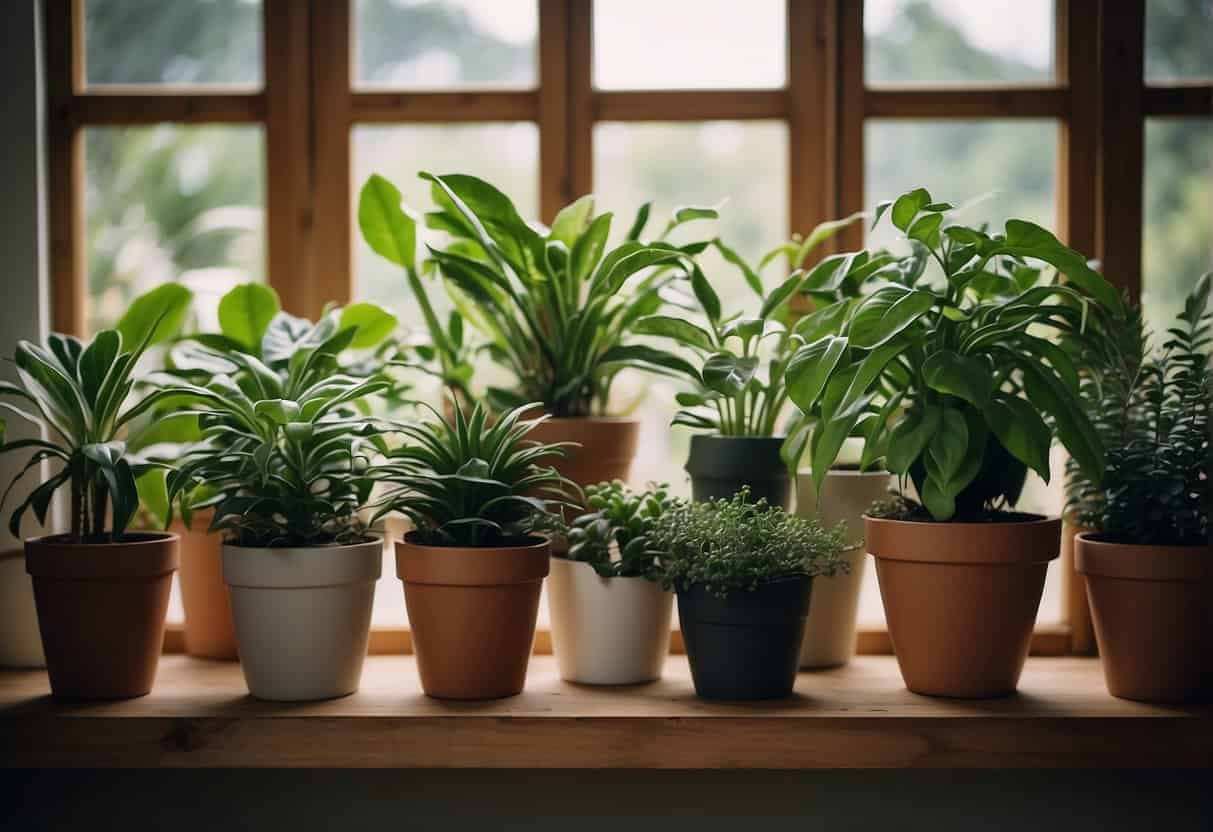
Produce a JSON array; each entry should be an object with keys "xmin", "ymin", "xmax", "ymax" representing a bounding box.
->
[
  {"xmin": 890, "ymin": 188, "xmax": 932, "ymax": 231},
  {"xmin": 662, "ymin": 204, "xmax": 719, "ymax": 237},
  {"xmin": 219, "ymin": 283, "xmax": 281, "ymax": 352},
  {"xmin": 338, "ymin": 302, "xmax": 398, "ymax": 349},
  {"xmin": 116, "ymin": 283, "xmax": 193, "ymax": 349},
  {"xmin": 549, "ymin": 194, "xmax": 595, "ymax": 248},
  {"xmin": 359, "ymin": 174, "xmax": 418, "ymax": 271},
  {"xmin": 847, "ymin": 286, "xmax": 935, "ymax": 349}
]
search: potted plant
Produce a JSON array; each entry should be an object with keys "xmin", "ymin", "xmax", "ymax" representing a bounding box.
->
[
  {"xmin": 1069, "ymin": 275, "xmax": 1211, "ymax": 703},
  {"xmin": 142, "ymin": 284, "xmax": 399, "ymax": 661},
  {"xmin": 548, "ymin": 480, "xmax": 675, "ymax": 685},
  {"xmin": 628, "ymin": 217, "xmax": 862, "ymax": 508},
  {"xmin": 358, "ymin": 172, "xmax": 701, "ymax": 491},
  {"xmin": 652, "ymin": 490, "xmax": 845, "ymax": 700},
  {"xmin": 165, "ymin": 319, "xmax": 396, "ymax": 702},
  {"xmin": 375, "ymin": 401, "xmax": 573, "ymax": 699},
  {"xmin": 0, "ymin": 286, "xmax": 192, "ymax": 698},
  {"xmin": 786, "ymin": 187, "xmax": 1123, "ymax": 698}
]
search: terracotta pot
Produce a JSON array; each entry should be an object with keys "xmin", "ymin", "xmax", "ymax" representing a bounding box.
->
[
  {"xmin": 224, "ymin": 539, "xmax": 381, "ymax": 702},
  {"xmin": 174, "ymin": 512, "xmax": 237, "ymax": 660},
  {"xmin": 1076, "ymin": 534, "xmax": 1213, "ymax": 703},
  {"xmin": 0, "ymin": 549, "xmax": 44, "ymax": 668},
  {"xmin": 397, "ymin": 534, "xmax": 549, "ymax": 699},
  {"xmin": 685, "ymin": 434, "xmax": 790, "ymax": 509},
  {"xmin": 865, "ymin": 515, "xmax": 1060, "ymax": 698},
  {"xmin": 524, "ymin": 416, "xmax": 640, "ymax": 493},
  {"xmin": 796, "ymin": 468, "xmax": 890, "ymax": 668},
  {"xmin": 25, "ymin": 533, "xmax": 178, "ymax": 700},
  {"xmin": 547, "ymin": 556, "xmax": 673, "ymax": 685}
]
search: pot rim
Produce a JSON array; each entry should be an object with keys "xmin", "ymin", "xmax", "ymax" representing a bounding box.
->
[
  {"xmin": 1075, "ymin": 532, "xmax": 1213, "ymax": 582},
  {"xmin": 222, "ymin": 534, "xmax": 382, "ymax": 555},
  {"xmin": 549, "ymin": 554, "xmax": 658, "ymax": 582},
  {"xmin": 689, "ymin": 433, "xmax": 787, "ymax": 444},
  {"xmin": 221, "ymin": 536, "xmax": 383, "ymax": 589},
  {"xmin": 396, "ymin": 533, "xmax": 551, "ymax": 586},
  {"xmin": 863, "ymin": 514, "xmax": 1062, "ymax": 565},
  {"xmin": 25, "ymin": 531, "xmax": 180, "ymax": 579}
]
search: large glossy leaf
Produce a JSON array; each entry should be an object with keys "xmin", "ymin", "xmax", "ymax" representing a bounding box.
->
[
  {"xmin": 115, "ymin": 283, "xmax": 193, "ymax": 349},
  {"xmin": 702, "ymin": 353, "xmax": 759, "ymax": 397},
  {"xmin": 261, "ymin": 313, "xmax": 316, "ymax": 366},
  {"xmin": 549, "ymin": 195, "xmax": 594, "ymax": 249},
  {"xmin": 421, "ymin": 172, "xmax": 545, "ymax": 275},
  {"xmin": 599, "ymin": 344, "xmax": 700, "ymax": 381},
  {"xmin": 792, "ymin": 299, "xmax": 852, "ymax": 342},
  {"xmin": 922, "ymin": 350, "xmax": 994, "ymax": 407},
  {"xmin": 886, "ymin": 404, "xmax": 941, "ymax": 475},
  {"xmin": 786, "ymin": 335, "xmax": 848, "ymax": 414},
  {"xmin": 759, "ymin": 271, "xmax": 805, "ymax": 320},
  {"xmin": 569, "ymin": 212, "xmax": 612, "ymax": 281},
  {"xmin": 338, "ymin": 302, "xmax": 398, "ymax": 349},
  {"xmin": 984, "ymin": 394, "xmax": 1052, "ymax": 479},
  {"xmin": 1018, "ymin": 358, "xmax": 1104, "ymax": 484},
  {"xmin": 997, "ymin": 220, "xmax": 1124, "ymax": 315},
  {"xmin": 925, "ymin": 408, "xmax": 969, "ymax": 485},
  {"xmin": 633, "ymin": 315, "xmax": 715, "ymax": 351},
  {"xmin": 77, "ymin": 330, "xmax": 121, "ymax": 404},
  {"xmin": 847, "ymin": 286, "xmax": 935, "ymax": 349},
  {"xmin": 218, "ymin": 283, "xmax": 281, "ymax": 352},
  {"xmin": 359, "ymin": 174, "xmax": 417, "ymax": 270},
  {"xmin": 890, "ymin": 188, "xmax": 931, "ymax": 232}
]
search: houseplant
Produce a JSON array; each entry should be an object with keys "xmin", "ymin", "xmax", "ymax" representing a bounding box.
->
[
  {"xmin": 1069, "ymin": 275, "xmax": 1211, "ymax": 703},
  {"xmin": 785, "ymin": 187, "xmax": 1123, "ymax": 697},
  {"xmin": 144, "ymin": 284, "xmax": 399, "ymax": 660},
  {"xmin": 164, "ymin": 323, "xmax": 395, "ymax": 702},
  {"xmin": 0, "ymin": 285, "xmax": 191, "ymax": 698},
  {"xmin": 654, "ymin": 490, "xmax": 845, "ymax": 700},
  {"xmin": 376, "ymin": 401, "xmax": 574, "ymax": 699},
  {"xmin": 548, "ymin": 480, "xmax": 675, "ymax": 685},
  {"xmin": 359, "ymin": 171, "xmax": 702, "ymax": 491},
  {"xmin": 629, "ymin": 217, "xmax": 862, "ymax": 507}
]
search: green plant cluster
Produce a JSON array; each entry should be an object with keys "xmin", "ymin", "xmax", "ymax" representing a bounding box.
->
[
  {"xmin": 653, "ymin": 490, "xmax": 846, "ymax": 597},
  {"xmin": 564, "ymin": 480, "xmax": 675, "ymax": 579},
  {"xmin": 373, "ymin": 401, "xmax": 575, "ymax": 548},
  {"xmin": 1068, "ymin": 274, "xmax": 1211, "ymax": 546}
]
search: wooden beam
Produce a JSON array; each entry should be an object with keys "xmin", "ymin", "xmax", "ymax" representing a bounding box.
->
[
  {"xmin": 594, "ymin": 89, "xmax": 788, "ymax": 121},
  {"xmin": 351, "ymin": 90, "xmax": 539, "ymax": 123},
  {"xmin": 865, "ymin": 86, "xmax": 1069, "ymax": 119},
  {"xmin": 567, "ymin": 0, "xmax": 593, "ymax": 198},
  {"xmin": 1143, "ymin": 83, "xmax": 1213, "ymax": 116},
  {"xmin": 45, "ymin": 0, "xmax": 85, "ymax": 336},
  {"xmin": 70, "ymin": 92, "xmax": 266, "ymax": 124},
  {"xmin": 788, "ymin": 0, "xmax": 833, "ymax": 242},
  {"xmin": 538, "ymin": 0, "xmax": 571, "ymax": 220},
  {"xmin": 835, "ymin": 0, "xmax": 865, "ymax": 252},
  {"xmin": 1095, "ymin": 0, "xmax": 1145, "ymax": 298}
]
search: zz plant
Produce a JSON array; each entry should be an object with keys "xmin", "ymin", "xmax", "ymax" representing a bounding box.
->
[
  {"xmin": 0, "ymin": 285, "xmax": 193, "ymax": 541},
  {"xmin": 1067, "ymin": 274, "xmax": 1211, "ymax": 546},
  {"xmin": 564, "ymin": 480, "xmax": 675, "ymax": 579},
  {"xmin": 373, "ymin": 401, "xmax": 575, "ymax": 547},
  {"xmin": 786, "ymin": 187, "xmax": 1124, "ymax": 521},
  {"xmin": 359, "ymin": 172, "xmax": 706, "ymax": 417}
]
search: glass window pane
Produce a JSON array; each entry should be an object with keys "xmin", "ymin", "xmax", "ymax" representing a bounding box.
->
[
  {"xmin": 593, "ymin": 121, "xmax": 788, "ymax": 496},
  {"xmin": 355, "ymin": 0, "xmax": 538, "ymax": 88},
  {"xmin": 593, "ymin": 0, "xmax": 786, "ymax": 90},
  {"xmin": 865, "ymin": 0, "xmax": 1054, "ymax": 84},
  {"xmin": 1143, "ymin": 118, "xmax": 1213, "ymax": 336},
  {"xmin": 84, "ymin": 0, "xmax": 263, "ymax": 87},
  {"xmin": 860, "ymin": 118, "xmax": 1062, "ymax": 627},
  {"xmin": 1146, "ymin": 0, "xmax": 1213, "ymax": 82},
  {"xmin": 85, "ymin": 126, "xmax": 265, "ymax": 336}
]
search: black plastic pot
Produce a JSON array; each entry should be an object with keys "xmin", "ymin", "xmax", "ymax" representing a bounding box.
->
[
  {"xmin": 677, "ymin": 575, "xmax": 813, "ymax": 700},
  {"xmin": 684, "ymin": 434, "xmax": 790, "ymax": 508}
]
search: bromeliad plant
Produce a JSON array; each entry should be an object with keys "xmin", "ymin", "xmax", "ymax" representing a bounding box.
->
[
  {"xmin": 373, "ymin": 401, "xmax": 576, "ymax": 547},
  {"xmin": 653, "ymin": 489, "xmax": 846, "ymax": 597},
  {"xmin": 359, "ymin": 172, "xmax": 707, "ymax": 417},
  {"xmin": 785, "ymin": 187, "xmax": 1124, "ymax": 521},
  {"xmin": 163, "ymin": 322, "xmax": 396, "ymax": 548},
  {"xmin": 564, "ymin": 480, "xmax": 675, "ymax": 579},
  {"xmin": 1067, "ymin": 274, "xmax": 1211, "ymax": 546},
  {"xmin": 0, "ymin": 286, "xmax": 192, "ymax": 542}
]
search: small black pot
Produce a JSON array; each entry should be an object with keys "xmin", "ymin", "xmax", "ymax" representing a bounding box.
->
[
  {"xmin": 684, "ymin": 434, "xmax": 790, "ymax": 508},
  {"xmin": 677, "ymin": 575, "xmax": 813, "ymax": 700}
]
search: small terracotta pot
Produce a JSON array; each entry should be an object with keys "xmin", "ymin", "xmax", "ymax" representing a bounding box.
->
[
  {"xmin": 524, "ymin": 416, "xmax": 640, "ymax": 493},
  {"xmin": 547, "ymin": 556, "xmax": 673, "ymax": 685},
  {"xmin": 174, "ymin": 512, "xmax": 237, "ymax": 660},
  {"xmin": 26, "ymin": 533, "xmax": 178, "ymax": 700},
  {"xmin": 796, "ymin": 468, "xmax": 890, "ymax": 668},
  {"xmin": 0, "ymin": 549, "xmax": 44, "ymax": 667},
  {"xmin": 1076, "ymin": 534, "xmax": 1213, "ymax": 703},
  {"xmin": 397, "ymin": 534, "xmax": 549, "ymax": 699},
  {"xmin": 866, "ymin": 515, "xmax": 1060, "ymax": 698},
  {"xmin": 224, "ymin": 539, "xmax": 381, "ymax": 702}
]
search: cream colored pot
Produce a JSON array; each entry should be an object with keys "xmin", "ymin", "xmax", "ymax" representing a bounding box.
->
[
  {"xmin": 547, "ymin": 556, "xmax": 673, "ymax": 685},
  {"xmin": 0, "ymin": 549, "xmax": 44, "ymax": 667},
  {"xmin": 796, "ymin": 468, "xmax": 890, "ymax": 668},
  {"xmin": 223, "ymin": 539, "xmax": 381, "ymax": 702}
]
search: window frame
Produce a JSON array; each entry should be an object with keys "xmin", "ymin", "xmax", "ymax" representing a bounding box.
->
[{"xmin": 44, "ymin": 0, "xmax": 1213, "ymax": 656}]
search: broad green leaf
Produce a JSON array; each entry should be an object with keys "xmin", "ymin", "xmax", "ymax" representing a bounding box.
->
[
  {"xmin": 359, "ymin": 174, "xmax": 417, "ymax": 270},
  {"xmin": 847, "ymin": 286, "xmax": 935, "ymax": 349},
  {"xmin": 136, "ymin": 468, "xmax": 170, "ymax": 528},
  {"xmin": 599, "ymin": 344, "xmax": 700, "ymax": 381},
  {"xmin": 925, "ymin": 408, "xmax": 968, "ymax": 485},
  {"xmin": 219, "ymin": 283, "xmax": 281, "ymax": 351},
  {"xmin": 116, "ymin": 283, "xmax": 193, "ymax": 349},
  {"xmin": 663, "ymin": 205, "xmax": 719, "ymax": 237},
  {"xmin": 793, "ymin": 211, "xmax": 866, "ymax": 265},
  {"xmin": 998, "ymin": 220, "xmax": 1124, "ymax": 315},
  {"xmin": 759, "ymin": 270, "xmax": 805, "ymax": 319},
  {"xmin": 712, "ymin": 238, "xmax": 763, "ymax": 296},
  {"xmin": 890, "ymin": 188, "xmax": 931, "ymax": 232},
  {"xmin": 886, "ymin": 404, "xmax": 941, "ymax": 475},
  {"xmin": 702, "ymin": 352, "xmax": 759, "ymax": 397},
  {"xmin": 1018, "ymin": 359, "xmax": 1104, "ymax": 484},
  {"xmin": 549, "ymin": 195, "xmax": 594, "ymax": 248},
  {"xmin": 77, "ymin": 330, "xmax": 121, "ymax": 404},
  {"xmin": 569, "ymin": 212, "xmax": 612, "ymax": 280},
  {"xmin": 255, "ymin": 399, "xmax": 302, "ymax": 425},
  {"xmin": 907, "ymin": 212, "xmax": 943, "ymax": 245},
  {"xmin": 922, "ymin": 350, "xmax": 994, "ymax": 407},
  {"xmin": 82, "ymin": 440, "xmax": 127, "ymax": 468},
  {"xmin": 633, "ymin": 315, "xmax": 715, "ymax": 351},
  {"xmin": 339, "ymin": 302, "xmax": 398, "ymax": 349},
  {"xmin": 689, "ymin": 264, "xmax": 722, "ymax": 322},
  {"xmin": 792, "ymin": 298, "xmax": 851, "ymax": 342},
  {"xmin": 261, "ymin": 313, "xmax": 316, "ymax": 366},
  {"xmin": 786, "ymin": 335, "xmax": 848, "ymax": 414},
  {"xmin": 985, "ymin": 394, "xmax": 1051, "ymax": 479},
  {"xmin": 720, "ymin": 316, "xmax": 765, "ymax": 344}
]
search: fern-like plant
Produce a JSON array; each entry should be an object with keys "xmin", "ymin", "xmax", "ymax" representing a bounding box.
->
[{"xmin": 1068, "ymin": 274, "xmax": 1211, "ymax": 546}]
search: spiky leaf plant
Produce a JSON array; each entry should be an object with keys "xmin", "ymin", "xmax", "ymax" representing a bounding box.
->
[
  {"xmin": 564, "ymin": 480, "xmax": 674, "ymax": 579},
  {"xmin": 373, "ymin": 402, "xmax": 576, "ymax": 547},
  {"xmin": 1067, "ymin": 274, "xmax": 1211, "ymax": 546}
]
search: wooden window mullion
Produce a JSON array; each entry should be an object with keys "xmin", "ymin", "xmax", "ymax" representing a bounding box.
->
[
  {"xmin": 788, "ymin": 0, "xmax": 836, "ymax": 242},
  {"xmin": 46, "ymin": 0, "xmax": 85, "ymax": 337},
  {"xmin": 835, "ymin": 0, "xmax": 864, "ymax": 253},
  {"xmin": 567, "ymin": 0, "xmax": 593, "ymax": 199}
]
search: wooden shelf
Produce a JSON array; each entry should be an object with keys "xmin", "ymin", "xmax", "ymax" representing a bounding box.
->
[{"xmin": 2, "ymin": 656, "xmax": 1210, "ymax": 769}]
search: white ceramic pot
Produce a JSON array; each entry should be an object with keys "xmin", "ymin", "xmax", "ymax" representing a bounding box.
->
[
  {"xmin": 223, "ymin": 539, "xmax": 381, "ymax": 701},
  {"xmin": 796, "ymin": 468, "xmax": 891, "ymax": 668},
  {"xmin": 547, "ymin": 557, "xmax": 673, "ymax": 685},
  {"xmin": 0, "ymin": 549, "xmax": 45, "ymax": 667}
]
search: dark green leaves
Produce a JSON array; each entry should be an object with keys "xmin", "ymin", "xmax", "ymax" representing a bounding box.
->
[
  {"xmin": 984, "ymin": 394, "xmax": 1052, "ymax": 479},
  {"xmin": 689, "ymin": 264, "xmax": 722, "ymax": 323},
  {"xmin": 786, "ymin": 336, "xmax": 848, "ymax": 414},
  {"xmin": 633, "ymin": 315, "xmax": 715, "ymax": 352},
  {"xmin": 847, "ymin": 286, "xmax": 935, "ymax": 349},
  {"xmin": 922, "ymin": 350, "xmax": 993, "ymax": 407},
  {"xmin": 886, "ymin": 405, "xmax": 941, "ymax": 475},
  {"xmin": 702, "ymin": 353, "xmax": 759, "ymax": 397}
]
